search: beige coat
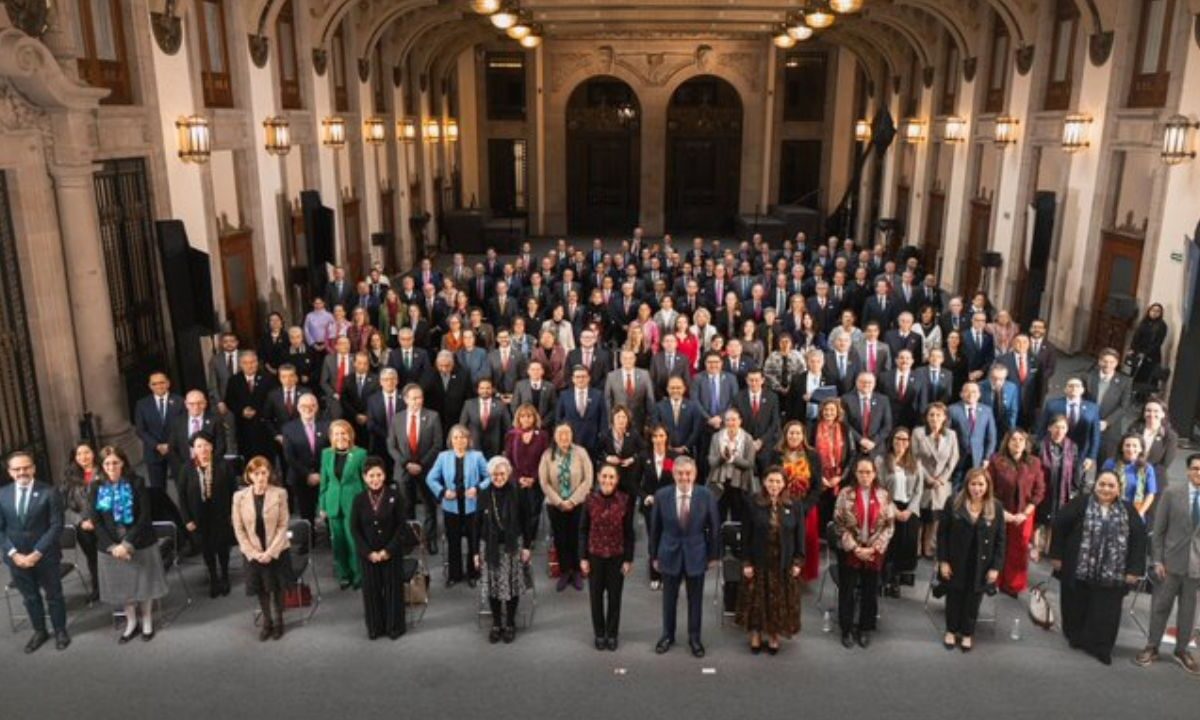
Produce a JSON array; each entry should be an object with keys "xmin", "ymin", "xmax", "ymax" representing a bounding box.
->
[
  {"xmin": 538, "ymin": 445, "xmax": 593, "ymax": 507},
  {"xmin": 912, "ymin": 426, "xmax": 959, "ymax": 511},
  {"xmin": 232, "ymin": 485, "xmax": 290, "ymax": 560}
]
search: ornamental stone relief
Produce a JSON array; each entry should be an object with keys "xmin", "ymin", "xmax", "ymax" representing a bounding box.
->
[{"xmin": 549, "ymin": 44, "xmax": 753, "ymax": 94}]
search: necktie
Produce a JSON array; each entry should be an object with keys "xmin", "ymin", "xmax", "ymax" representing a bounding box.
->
[
  {"xmin": 838, "ymin": 355, "xmax": 846, "ymax": 379},
  {"xmin": 667, "ymin": 353, "xmax": 675, "ymax": 369},
  {"xmin": 1018, "ymin": 355, "xmax": 1027, "ymax": 383},
  {"xmin": 405, "ymin": 350, "xmax": 412, "ymax": 368},
  {"xmin": 995, "ymin": 385, "xmax": 1005, "ymax": 415},
  {"xmin": 625, "ymin": 372, "xmax": 634, "ymax": 398},
  {"xmin": 190, "ymin": 417, "xmax": 200, "ymax": 438},
  {"xmin": 868, "ymin": 344, "xmax": 877, "ymax": 373},
  {"xmin": 408, "ymin": 412, "xmax": 418, "ymax": 454},
  {"xmin": 17, "ymin": 486, "xmax": 28, "ymax": 522},
  {"xmin": 931, "ymin": 369, "xmax": 940, "ymax": 388},
  {"xmin": 577, "ymin": 391, "xmax": 586, "ymax": 415},
  {"xmin": 501, "ymin": 350, "xmax": 509, "ymax": 372},
  {"xmin": 710, "ymin": 376, "xmax": 720, "ymax": 414},
  {"xmin": 975, "ymin": 331, "xmax": 982, "ymax": 348},
  {"xmin": 158, "ymin": 396, "xmax": 166, "ymax": 421},
  {"xmin": 673, "ymin": 401, "xmax": 681, "ymax": 424},
  {"xmin": 752, "ymin": 394, "xmax": 760, "ymax": 416},
  {"xmin": 386, "ymin": 396, "xmax": 396, "ymax": 429},
  {"xmin": 1192, "ymin": 491, "xmax": 1199, "ymax": 527},
  {"xmin": 285, "ymin": 390, "xmax": 294, "ymax": 415},
  {"xmin": 357, "ymin": 375, "xmax": 364, "ymax": 394},
  {"xmin": 898, "ymin": 373, "xmax": 906, "ymax": 399},
  {"xmin": 584, "ymin": 350, "xmax": 592, "ymax": 368},
  {"xmin": 968, "ymin": 406, "xmax": 976, "ymax": 434},
  {"xmin": 1069, "ymin": 403, "xmax": 1079, "ymax": 427},
  {"xmin": 679, "ymin": 493, "xmax": 691, "ymax": 529},
  {"xmin": 862, "ymin": 398, "xmax": 871, "ymax": 432},
  {"xmin": 481, "ymin": 399, "xmax": 490, "ymax": 429},
  {"xmin": 305, "ymin": 423, "xmax": 316, "ymax": 453},
  {"xmin": 226, "ymin": 353, "xmax": 235, "ymax": 375},
  {"xmin": 336, "ymin": 357, "xmax": 347, "ymax": 393},
  {"xmin": 247, "ymin": 376, "xmax": 255, "ymax": 393}
]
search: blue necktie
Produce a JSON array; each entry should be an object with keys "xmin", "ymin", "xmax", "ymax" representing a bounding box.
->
[
  {"xmin": 710, "ymin": 376, "xmax": 720, "ymax": 414},
  {"xmin": 1192, "ymin": 491, "xmax": 1199, "ymax": 527}
]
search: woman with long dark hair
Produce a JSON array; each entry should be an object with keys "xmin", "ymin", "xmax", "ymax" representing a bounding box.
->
[
  {"xmin": 834, "ymin": 457, "xmax": 895, "ymax": 649},
  {"xmin": 877, "ymin": 427, "xmax": 923, "ymax": 597},
  {"xmin": 60, "ymin": 442, "xmax": 100, "ymax": 602},
  {"xmin": 736, "ymin": 466, "xmax": 804, "ymax": 655},
  {"xmin": 913, "ymin": 402, "xmax": 959, "ymax": 559},
  {"xmin": 989, "ymin": 429, "xmax": 1045, "ymax": 596},
  {"xmin": 350, "ymin": 456, "xmax": 414, "ymax": 640},
  {"xmin": 1034, "ymin": 414, "xmax": 1084, "ymax": 561},
  {"xmin": 1129, "ymin": 303, "xmax": 1167, "ymax": 384},
  {"xmin": 812, "ymin": 399, "xmax": 855, "ymax": 530},
  {"xmin": 579, "ymin": 464, "xmax": 635, "ymax": 650},
  {"xmin": 937, "ymin": 468, "xmax": 1005, "ymax": 652},
  {"xmin": 771, "ymin": 421, "xmax": 822, "ymax": 582}
]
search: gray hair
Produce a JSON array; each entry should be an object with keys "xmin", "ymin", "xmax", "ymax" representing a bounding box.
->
[
  {"xmin": 673, "ymin": 456, "xmax": 697, "ymax": 473},
  {"xmin": 436, "ymin": 350, "xmax": 455, "ymax": 364},
  {"xmin": 379, "ymin": 368, "xmax": 398, "ymax": 381},
  {"xmin": 487, "ymin": 456, "xmax": 512, "ymax": 475}
]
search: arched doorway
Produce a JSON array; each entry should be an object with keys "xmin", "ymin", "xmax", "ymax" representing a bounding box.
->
[
  {"xmin": 566, "ymin": 76, "xmax": 641, "ymax": 236},
  {"xmin": 665, "ymin": 76, "xmax": 743, "ymax": 236}
]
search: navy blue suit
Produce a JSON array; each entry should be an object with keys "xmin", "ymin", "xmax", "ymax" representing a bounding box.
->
[
  {"xmin": 1037, "ymin": 398, "xmax": 1102, "ymax": 463},
  {"xmin": 649, "ymin": 484, "xmax": 720, "ymax": 643},
  {"xmin": 962, "ymin": 330, "xmax": 996, "ymax": 377},
  {"xmin": 556, "ymin": 388, "xmax": 608, "ymax": 456},
  {"xmin": 653, "ymin": 398, "xmax": 704, "ymax": 456},
  {"xmin": 979, "ymin": 380, "xmax": 1020, "ymax": 436},
  {"xmin": 0, "ymin": 481, "xmax": 66, "ymax": 633},
  {"xmin": 134, "ymin": 393, "xmax": 185, "ymax": 489}
]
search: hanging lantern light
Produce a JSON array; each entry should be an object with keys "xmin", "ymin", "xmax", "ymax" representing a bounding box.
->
[
  {"xmin": 364, "ymin": 117, "xmax": 387, "ymax": 145},
  {"xmin": 472, "ymin": 0, "xmax": 501, "ymax": 14},
  {"xmin": 422, "ymin": 118, "xmax": 442, "ymax": 141},
  {"xmin": 263, "ymin": 116, "xmax": 291, "ymax": 156},
  {"xmin": 1061, "ymin": 113, "xmax": 1092, "ymax": 153},
  {"xmin": 1161, "ymin": 114, "xmax": 1198, "ymax": 165},
  {"xmin": 994, "ymin": 116, "xmax": 1019, "ymax": 148},
  {"xmin": 804, "ymin": 2, "xmax": 836, "ymax": 29},
  {"xmin": 518, "ymin": 31, "xmax": 542, "ymax": 48},
  {"xmin": 854, "ymin": 119, "xmax": 872, "ymax": 144},
  {"xmin": 787, "ymin": 23, "xmax": 814, "ymax": 41},
  {"xmin": 398, "ymin": 116, "xmax": 418, "ymax": 143},
  {"xmin": 490, "ymin": 4, "xmax": 519, "ymax": 29},
  {"xmin": 773, "ymin": 25, "xmax": 797, "ymax": 48},
  {"xmin": 506, "ymin": 20, "xmax": 532, "ymax": 40},
  {"xmin": 175, "ymin": 115, "xmax": 211, "ymax": 164},
  {"xmin": 322, "ymin": 117, "xmax": 346, "ymax": 149},
  {"xmin": 830, "ymin": 0, "xmax": 864, "ymax": 12},
  {"xmin": 445, "ymin": 118, "xmax": 460, "ymax": 142},
  {"xmin": 903, "ymin": 118, "xmax": 927, "ymax": 143},
  {"xmin": 942, "ymin": 116, "xmax": 967, "ymax": 143}
]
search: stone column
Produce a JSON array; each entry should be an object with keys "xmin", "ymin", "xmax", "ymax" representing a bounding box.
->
[{"xmin": 48, "ymin": 142, "xmax": 138, "ymax": 456}]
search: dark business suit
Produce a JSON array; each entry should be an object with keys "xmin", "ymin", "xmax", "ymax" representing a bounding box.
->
[
  {"xmin": 653, "ymin": 398, "xmax": 704, "ymax": 456},
  {"xmin": 649, "ymin": 484, "xmax": 720, "ymax": 644},
  {"xmin": 962, "ymin": 330, "xmax": 996, "ymax": 378},
  {"xmin": 177, "ymin": 459, "xmax": 237, "ymax": 586},
  {"xmin": 556, "ymin": 388, "xmax": 608, "ymax": 457},
  {"xmin": 365, "ymin": 391, "xmax": 404, "ymax": 459},
  {"xmin": 1037, "ymin": 398, "xmax": 1102, "ymax": 463},
  {"xmin": 424, "ymin": 369, "xmax": 473, "ymax": 443},
  {"xmin": 880, "ymin": 369, "xmax": 925, "ymax": 431},
  {"xmin": 884, "ymin": 329, "xmax": 924, "ymax": 367},
  {"xmin": 732, "ymin": 389, "xmax": 782, "ymax": 474},
  {"xmin": 460, "ymin": 397, "xmax": 512, "ymax": 458},
  {"xmin": 262, "ymin": 385, "xmax": 309, "ymax": 439},
  {"xmin": 133, "ymin": 392, "xmax": 186, "ymax": 528},
  {"xmin": 566, "ymin": 347, "xmax": 612, "ymax": 389},
  {"xmin": 842, "ymin": 391, "xmax": 894, "ymax": 455},
  {"xmin": 280, "ymin": 418, "xmax": 330, "ymax": 523},
  {"xmin": 386, "ymin": 407, "xmax": 443, "ymax": 547},
  {"xmin": 0, "ymin": 481, "xmax": 66, "ymax": 633},
  {"xmin": 998, "ymin": 351, "xmax": 1041, "ymax": 429},
  {"xmin": 824, "ymin": 350, "xmax": 862, "ymax": 395},
  {"xmin": 224, "ymin": 371, "xmax": 278, "ymax": 461},
  {"xmin": 168, "ymin": 412, "xmax": 226, "ymax": 480},
  {"xmin": 650, "ymin": 351, "xmax": 691, "ymax": 398},
  {"xmin": 342, "ymin": 373, "xmax": 380, "ymax": 443},
  {"xmin": 389, "ymin": 346, "xmax": 431, "ymax": 387},
  {"xmin": 861, "ymin": 295, "xmax": 899, "ymax": 330},
  {"xmin": 512, "ymin": 379, "xmax": 557, "ymax": 428}
]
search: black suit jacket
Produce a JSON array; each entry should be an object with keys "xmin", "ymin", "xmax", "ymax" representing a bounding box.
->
[
  {"xmin": 566, "ymin": 347, "xmax": 611, "ymax": 388},
  {"xmin": 263, "ymin": 385, "xmax": 310, "ymax": 436},
  {"xmin": 425, "ymin": 369, "xmax": 473, "ymax": 440},
  {"xmin": 280, "ymin": 419, "xmax": 331, "ymax": 488},
  {"xmin": 841, "ymin": 391, "xmax": 894, "ymax": 450},
  {"xmin": 823, "ymin": 350, "xmax": 862, "ymax": 394},
  {"xmin": 177, "ymin": 460, "xmax": 237, "ymax": 535},
  {"xmin": 732, "ymin": 389, "xmax": 782, "ymax": 453},
  {"xmin": 879, "ymin": 369, "xmax": 925, "ymax": 430},
  {"xmin": 915, "ymin": 366, "xmax": 954, "ymax": 415},
  {"xmin": 88, "ymin": 475, "xmax": 155, "ymax": 550},
  {"xmin": 861, "ymin": 295, "xmax": 899, "ymax": 330},
  {"xmin": 224, "ymin": 372, "xmax": 278, "ymax": 459},
  {"xmin": 884, "ymin": 329, "xmax": 924, "ymax": 367},
  {"xmin": 389, "ymin": 347, "xmax": 431, "ymax": 387},
  {"xmin": 0, "ymin": 481, "xmax": 63, "ymax": 562},
  {"xmin": 168, "ymin": 412, "xmax": 226, "ymax": 474},
  {"xmin": 342, "ymin": 373, "xmax": 380, "ymax": 422}
]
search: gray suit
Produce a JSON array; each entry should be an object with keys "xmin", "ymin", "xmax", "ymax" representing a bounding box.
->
[
  {"xmin": 1084, "ymin": 370, "xmax": 1132, "ymax": 459},
  {"xmin": 387, "ymin": 408, "xmax": 444, "ymax": 542},
  {"xmin": 603, "ymin": 367, "xmax": 655, "ymax": 430},
  {"xmin": 486, "ymin": 347, "xmax": 527, "ymax": 396},
  {"xmin": 208, "ymin": 350, "xmax": 239, "ymax": 406},
  {"xmin": 1147, "ymin": 483, "xmax": 1200, "ymax": 651},
  {"xmin": 851, "ymin": 339, "xmax": 892, "ymax": 376},
  {"xmin": 512, "ymin": 379, "xmax": 557, "ymax": 428}
]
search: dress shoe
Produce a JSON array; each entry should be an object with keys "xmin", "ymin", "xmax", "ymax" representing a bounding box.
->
[
  {"xmin": 141, "ymin": 629, "xmax": 156, "ymax": 642},
  {"xmin": 272, "ymin": 622, "xmax": 284, "ymax": 640},
  {"xmin": 841, "ymin": 632, "xmax": 855, "ymax": 649},
  {"xmin": 655, "ymin": 637, "xmax": 673, "ymax": 654},
  {"xmin": 1133, "ymin": 647, "xmax": 1157, "ymax": 667},
  {"xmin": 649, "ymin": 580, "xmax": 662, "ymax": 591},
  {"xmin": 24, "ymin": 630, "xmax": 49, "ymax": 654},
  {"xmin": 501, "ymin": 627, "xmax": 515, "ymax": 644},
  {"xmin": 688, "ymin": 639, "xmax": 706, "ymax": 658},
  {"xmin": 572, "ymin": 573, "xmax": 585, "ymax": 591},
  {"xmin": 606, "ymin": 637, "xmax": 618, "ymax": 651},
  {"xmin": 595, "ymin": 637, "xmax": 607, "ymax": 651},
  {"xmin": 555, "ymin": 575, "xmax": 570, "ymax": 592},
  {"xmin": 856, "ymin": 631, "xmax": 871, "ymax": 649},
  {"xmin": 1174, "ymin": 651, "xmax": 1200, "ymax": 675},
  {"xmin": 750, "ymin": 643, "xmax": 762, "ymax": 655},
  {"xmin": 766, "ymin": 645, "xmax": 779, "ymax": 656},
  {"xmin": 119, "ymin": 626, "xmax": 142, "ymax": 644},
  {"xmin": 488, "ymin": 627, "xmax": 502, "ymax": 644},
  {"xmin": 54, "ymin": 630, "xmax": 71, "ymax": 651}
]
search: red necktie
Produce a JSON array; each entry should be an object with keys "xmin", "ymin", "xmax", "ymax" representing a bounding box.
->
[
  {"xmin": 680, "ymin": 494, "xmax": 691, "ymax": 529},
  {"xmin": 625, "ymin": 373, "xmax": 634, "ymax": 398},
  {"xmin": 284, "ymin": 390, "xmax": 294, "ymax": 415},
  {"xmin": 1018, "ymin": 355, "xmax": 1027, "ymax": 383},
  {"xmin": 752, "ymin": 395, "xmax": 760, "ymax": 416},
  {"xmin": 336, "ymin": 357, "xmax": 347, "ymax": 393},
  {"xmin": 868, "ymin": 344, "xmax": 877, "ymax": 373},
  {"xmin": 481, "ymin": 400, "xmax": 490, "ymax": 429},
  {"xmin": 898, "ymin": 374, "xmax": 906, "ymax": 399},
  {"xmin": 862, "ymin": 398, "xmax": 872, "ymax": 433},
  {"xmin": 408, "ymin": 412, "xmax": 418, "ymax": 454}
]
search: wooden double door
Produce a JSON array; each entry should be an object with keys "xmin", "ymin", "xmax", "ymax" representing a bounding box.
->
[
  {"xmin": 1087, "ymin": 230, "xmax": 1144, "ymax": 354},
  {"xmin": 568, "ymin": 134, "xmax": 639, "ymax": 236}
]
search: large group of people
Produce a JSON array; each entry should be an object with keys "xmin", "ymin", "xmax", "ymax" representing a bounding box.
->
[{"xmin": 1, "ymin": 230, "xmax": 1194, "ymax": 675}]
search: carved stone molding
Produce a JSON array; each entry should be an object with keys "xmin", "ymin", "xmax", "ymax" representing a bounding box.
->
[
  {"xmin": 357, "ymin": 58, "xmax": 370, "ymax": 83},
  {"xmin": 962, "ymin": 56, "xmax": 977, "ymax": 83},
  {"xmin": 3, "ymin": 0, "xmax": 51, "ymax": 38},
  {"xmin": 151, "ymin": 1, "xmax": 183, "ymax": 56},
  {"xmin": 550, "ymin": 52, "xmax": 595, "ymax": 93},
  {"xmin": 392, "ymin": 64, "xmax": 403, "ymax": 88},
  {"xmin": 1015, "ymin": 44, "xmax": 1034, "ymax": 75},
  {"xmin": 0, "ymin": 28, "xmax": 108, "ymax": 111},
  {"xmin": 1088, "ymin": 31, "xmax": 1113, "ymax": 66},
  {"xmin": 549, "ymin": 45, "xmax": 753, "ymax": 94},
  {"xmin": 922, "ymin": 66, "xmax": 934, "ymax": 89},
  {"xmin": 248, "ymin": 34, "xmax": 270, "ymax": 68},
  {"xmin": 0, "ymin": 78, "xmax": 47, "ymax": 133},
  {"xmin": 312, "ymin": 49, "xmax": 328, "ymax": 76},
  {"xmin": 715, "ymin": 51, "xmax": 759, "ymax": 92}
]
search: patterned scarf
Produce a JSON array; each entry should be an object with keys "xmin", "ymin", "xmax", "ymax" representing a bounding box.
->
[
  {"xmin": 96, "ymin": 480, "xmax": 134, "ymax": 525},
  {"xmin": 1114, "ymin": 460, "xmax": 1150, "ymax": 504},
  {"xmin": 1075, "ymin": 497, "xmax": 1130, "ymax": 586},
  {"xmin": 555, "ymin": 447, "xmax": 574, "ymax": 500}
]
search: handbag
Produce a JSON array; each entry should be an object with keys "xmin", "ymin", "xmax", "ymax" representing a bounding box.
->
[
  {"xmin": 283, "ymin": 582, "xmax": 312, "ymax": 609},
  {"xmin": 405, "ymin": 568, "xmax": 429, "ymax": 606},
  {"xmin": 400, "ymin": 557, "xmax": 419, "ymax": 583},
  {"xmin": 1028, "ymin": 582, "xmax": 1055, "ymax": 630}
]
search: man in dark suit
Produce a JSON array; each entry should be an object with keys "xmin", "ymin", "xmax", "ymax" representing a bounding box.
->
[
  {"xmin": 722, "ymin": 339, "xmax": 757, "ymax": 390},
  {"xmin": 460, "ymin": 378, "xmax": 512, "ymax": 459},
  {"xmin": 917, "ymin": 273, "xmax": 945, "ymax": 314},
  {"xmin": 650, "ymin": 456, "xmax": 720, "ymax": 658},
  {"xmin": 411, "ymin": 257, "xmax": 443, "ymax": 293},
  {"xmin": 1037, "ymin": 377, "xmax": 1102, "ymax": 470},
  {"xmin": 513, "ymin": 360, "xmax": 557, "ymax": 428},
  {"xmin": 566, "ymin": 329, "xmax": 611, "ymax": 389},
  {"xmin": 997, "ymin": 335, "xmax": 1041, "ymax": 429},
  {"xmin": 280, "ymin": 393, "xmax": 329, "ymax": 525},
  {"xmin": 468, "ymin": 266, "xmax": 494, "ymax": 308},
  {"xmin": 365, "ymin": 368, "xmax": 403, "ymax": 459},
  {"xmin": 387, "ymin": 383, "xmax": 443, "ymax": 554},
  {"xmin": 487, "ymin": 281, "xmax": 518, "ymax": 329},
  {"xmin": 262, "ymin": 364, "xmax": 308, "ymax": 444},
  {"xmin": 884, "ymin": 312, "xmax": 924, "ymax": 367},
  {"xmin": 650, "ymin": 334, "xmax": 692, "ymax": 398},
  {"xmin": 861, "ymin": 279, "xmax": 899, "ymax": 330},
  {"xmin": 224, "ymin": 350, "xmax": 278, "ymax": 462},
  {"xmin": 324, "ymin": 266, "xmax": 354, "ymax": 310},
  {"xmin": 557, "ymin": 366, "xmax": 608, "ymax": 457},
  {"xmin": 134, "ymin": 371, "xmax": 186, "ymax": 527},
  {"xmin": 915, "ymin": 347, "xmax": 954, "ymax": 416},
  {"xmin": 604, "ymin": 349, "xmax": 656, "ymax": 431},
  {"xmin": 733, "ymin": 369, "xmax": 782, "ymax": 476},
  {"xmin": 806, "ymin": 281, "xmax": 840, "ymax": 334},
  {"xmin": 1028, "ymin": 318, "xmax": 1057, "ymax": 409},
  {"xmin": 879, "ymin": 349, "xmax": 924, "ymax": 431},
  {"xmin": 320, "ymin": 336, "xmax": 355, "ymax": 420},
  {"xmin": 341, "ymin": 352, "xmax": 379, "ymax": 443},
  {"xmin": 949, "ymin": 383, "xmax": 999, "ymax": 482},
  {"xmin": 825, "ymin": 333, "xmax": 862, "ymax": 395},
  {"xmin": 842, "ymin": 372, "xmax": 894, "ymax": 456},
  {"xmin": 1085, "ymin": 348, "xmax": 1133, "ymax": 460},
  {"xmin": 0, "ymin": 451, "xmax": 68, "ymax": 652},
  {"xmin": 169, "ymin": 390, "xmax": 226, "ymax": 480},
  {"xmin": 979, "ymin": 363, "xmax": 1021, "ymax": 438},
  {"xmin": 962, "ymin": 312, "xmax": 995, "ymax": 382},
  {"xmin": 391, "ymin": 328, "xmax": 431, "ymax": 387},
  {"xmin": 425, "ymin": 350, "xmax": 472, "ymax": 444},
  {"xmin": 653, "ymin": 376, "xmax": 703, "ymax": 457},
  {"xmin": 787, "ymin": 348, "xmax": 836, "ymax": 425},
  {"xmin": 487, "ymin": 330, "xmax": 526, "ymax": 399},
  {"xmin": 939, "ymin": 296, "xmax": 969, "ymax": 339}
]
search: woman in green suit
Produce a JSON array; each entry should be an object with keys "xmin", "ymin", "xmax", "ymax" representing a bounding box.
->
[{"xmin": 320, "ymin": 419, "xmax": 367, "ymax": 589}]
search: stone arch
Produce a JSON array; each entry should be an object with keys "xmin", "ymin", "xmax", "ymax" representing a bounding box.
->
[
  {"xmin": 663, "ymin": 74, "xmax": 745, "ymax": 235},
  {"xmin": 899, "ymin": 0, "xmax": 977, "ymax": 59},
  {"xmin": 362, "ymin": 0, "xmax": 440, "ymax": 62},
  {"xmin": 565, "ymin": 75, "xmax": 643, "ymax": 235}
]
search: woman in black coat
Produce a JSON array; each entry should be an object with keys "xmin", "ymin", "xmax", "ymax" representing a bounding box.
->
[
  {"xmin": 1129, "ymin": 303, "xmax": 1167, "ymax": 383},
  {"xmin": 638, "ymin": 425, "xmax": 676, "ymax": 590},
  {"xmin": 599, "ymin": 405, "xmax": 645, "ymax": 508},
  {"xmin": 937, "ymin": 467, "xmax": 1006, "ymax": 652},
  {"xmin": 736, "ymin": 467, "xmax": 804, "ymax": 654},
  {"xmin": 943, "ymin": 330, "xmax": 970, "ymax": 397},
  {"xmin": 178, "ymin": 432, "xmax": 237, "ymax": 598},
  {"xmin": 1049, "ymin": 469, "xmax": 1147, "ymax": 665},
  {"xmin": 1127, "ymin": 398, "xmax": 1178, "ymax": 491},
  {"xmin": 350, "ymin": 456, "xmax": 415, "ymax": 640}
]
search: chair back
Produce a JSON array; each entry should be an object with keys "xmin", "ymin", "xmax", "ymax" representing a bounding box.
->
[
  {"xmin": 287, "ymin": 518, "xmax": 313, "ymax": 558},
  {"xmin": 153, "ymin": 521, "xmax": 178, "ymax": 566},
  {"xmin": 60, "ymin": 524, "xmax": 78, "ymax": 551}
]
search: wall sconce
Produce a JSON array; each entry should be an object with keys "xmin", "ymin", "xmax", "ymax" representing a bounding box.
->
[
  {"xmin": 398, "ymin": 117, "xmax": 418, "ymax": 143},
  {"xmin": 773, "ymin": 26, "xmax": 797, "ymax": 49},
  {"xmin": 364, "ymin": 117, "xmax": 386, "ymax": 145},
  {"xmin": 994, "ymin": 116, "xmax": 1019, "ymax": 148},
  {"xmin": 175, "ymin": 115, "xmax": 211, "ymax": 164},
  {"xmin": 1161, "ymin": 114, "xmax": 1198, "ymax": 165},
  {"xmin": 472, "ymin": 0, "xmax": 501, "ymax": 14},
  {"xmin": 322, "ymin": 117, "xmax": 346, "ymax": 149},
  {"xmin": 854, "ymin": 119, "xmax": 871, "ymax": 144},
  {"xmin": 830, "ymin": 0, "xmax": 864, "ymax": 12},
  {"xmin": 490, "ymin": 4, "xmax": 519, "ymax": 29},
  {"xmin": 518, "ymin": 31, "xmax": 543, "ymax": 48},
  {"xmin": 804, "ymin": 2, "xmax": 836, "ymax": 29},
  {"xmin": 942, "ymin": 116, "xmax": 967, "ymax": 143},
  {"xmin": 422, "ymin": 118, "xmax": 442, "ymax": 142},
  {"xmin": 445, "ymin": 118, "xmax": 460, "ymax": 142},
  {"xmin": 903, "ymin": 118, "xmax": 927, "ymax": 143},
  {"xmin": 1061, "ymin": 113, "xmax": 1092, "ymax": 154},
  {"xmin": 263, "ymin": 116, "xmax": 291, "ymax": 156}
]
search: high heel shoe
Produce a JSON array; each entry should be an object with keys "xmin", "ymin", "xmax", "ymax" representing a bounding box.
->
[{"xmin": 118, "ymin": 626, "xmax": 141, "ymax": 644}]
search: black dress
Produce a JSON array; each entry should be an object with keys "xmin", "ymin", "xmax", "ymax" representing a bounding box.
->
[
  {"xmin": 244, "ymin": 494, "xmax": 294, "ymax": 597},
  {"xmin": 350, "ymin": 487, "xmax": 414, "ymax": 639},
  {"xmin": 598, "ymin": 431, "xmax": 645, "ymax": 507}
]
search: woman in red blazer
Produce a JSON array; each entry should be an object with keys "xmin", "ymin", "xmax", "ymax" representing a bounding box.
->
[{"xmin": 987, "ymin": 429, "xmax": 1045, "ymax": 596}]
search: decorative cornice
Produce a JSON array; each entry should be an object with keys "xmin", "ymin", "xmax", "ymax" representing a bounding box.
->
[
  {"xmin": 312, "ymin": 48, "xmax": 328, "ymax": 76},
  {"xmin": 0, "ymin": 78, "xmax": 47, "ymax": 133},
  {"xmin": 357, "ymin": 58, "xmax": 370, "ymax": 83},
  {"xmin": 249, "ymin": 34, "xmax": 270, "ymax": 69},
  {"xmin": 962, "ymin": 56, "xmax": 977, "ymax": 83},
  {"xmin": 1015, "ymin": 44, "xmax": 1034, "ymax": 76},
  {"xmin": 3, "ymin": 0, "xmax": 51, "ymax": 38},
  {"xmin": 0, "ymin": 29, "xmax": 108, "ymax": 110}
]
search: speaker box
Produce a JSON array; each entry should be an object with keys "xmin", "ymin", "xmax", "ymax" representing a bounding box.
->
[
  {"xmin": 981, "ymin": 251, "xmax": 1003, "ymax": 268},
  {"xmin": 155, "ymin": 220, "xmax": 212, "ymax": 393},
  {"xmin": 371, "ymin": 231, "xmax": 391, "ymax": 247},
  {"xmin": 301, "ymin": 190, "xmax": 335, "ymax": 296}
]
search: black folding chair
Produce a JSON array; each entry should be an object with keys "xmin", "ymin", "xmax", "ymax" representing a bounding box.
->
[
  {"xmin": 4, "ymin": 524, "xmax": 89, "ymax": 633},
  {"xmin": 152, "ymin": 521, "xmax": 194, "ymax": 626}
]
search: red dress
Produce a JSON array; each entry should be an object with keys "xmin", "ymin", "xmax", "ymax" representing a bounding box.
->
[
  {"xmin": 780, "ymin": 451, "xmax": 820, "ymax": 581},
  {"xmin": 989, "ymin": 454, "xmax": 1046, "ymax": 595}
]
